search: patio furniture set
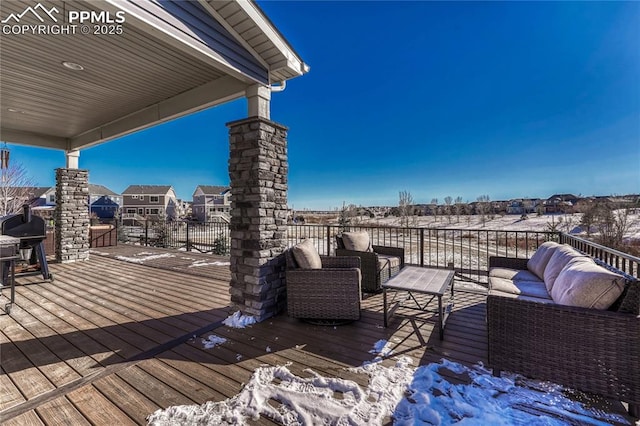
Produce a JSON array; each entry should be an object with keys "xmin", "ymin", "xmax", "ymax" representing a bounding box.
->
[
  {"xmin": 285, "ymin": 234, "xmax": 639, "ymax": 416},
  {"xmin": 285, "ymin": 231, "xmax": 456, "ymax": 337}
]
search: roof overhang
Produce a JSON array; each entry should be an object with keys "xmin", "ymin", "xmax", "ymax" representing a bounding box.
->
[{"xmin": 0, "ymin": 0, "xmax": 307, "ymax": 152}]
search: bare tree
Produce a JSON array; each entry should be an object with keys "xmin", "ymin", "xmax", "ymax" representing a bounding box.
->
[
  {"xmin": 398, "ymin": 190, "xmax": 414, "ymax": 227},
  {"xmin": 454, "ymin": 196, "xmax": 464, "ymax": 223},
  {"xmin": 431, "ymin": 198, "xmax": 438, "ymax": 222},
  {"xmin": 593, "ymin": 204, "xmax": 632, "ymax": 249},
  {"xmin": 0, "ymin": 162, "xmax": 36, "ymax": 216},
  {"xmin": 338, "ymin": 201, "xmax": 357, "ymax": 229},
  {"xmin": 476, "ymin": 195, "xmax": 490, "ymax": 227},
  {"xmin": 578, "ymin": 201, "xmax": 596, "ymax": 236},
  {"xmin": 444, "ymin": 196, "xmax": 453, "ymax": 224}
]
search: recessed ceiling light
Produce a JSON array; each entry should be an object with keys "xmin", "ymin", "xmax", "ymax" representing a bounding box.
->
[{"xmin": 62, "ymin": 61, "xmax": 84, "ymax": 71}]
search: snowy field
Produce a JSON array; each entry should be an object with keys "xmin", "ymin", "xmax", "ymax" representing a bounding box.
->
[{"xmin": 355, "ymin": 212, "xmax": 640, "ymax": 242}]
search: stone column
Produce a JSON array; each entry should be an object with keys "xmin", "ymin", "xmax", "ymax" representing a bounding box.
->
[
  {"xmin": 227, "ymin": 117, "xmax": 288, "ymax": 321},
  {"xmin": 55, "ymin": 168, "xmax": 90, "ymax": 262}
]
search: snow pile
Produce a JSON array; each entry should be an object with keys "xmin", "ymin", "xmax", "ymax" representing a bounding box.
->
[
  {"xmin": 393, "ymin": 359, "xmax": 629, "ymax": 425},
  {"xmin": 89, "ymin": 250, "xmax": 111, "ymax": 256},
  {"xmin": 368, "ymin": 339, "xmax": 394, "ymax": 361},
  {"xmin": 115, "ymin": 252, "xmax": 174, "ymax": 264},
  {"xmin": 201, "ymin": 335, "xmax": 227, "ymax": 349},
  {"xmin": 147, "ymin": 356, "xmax": 632, "ymax": 426},
  {"xmin": 188, "ymin": 260, "xmax": 231, "ymax": 268},
  {"xmin": 148, "ymin": 357, "xmax": 413, "ymax": 426},
  {"xmin": 223, "ymin": 311, "xmax": 257, "ymax": 328}
]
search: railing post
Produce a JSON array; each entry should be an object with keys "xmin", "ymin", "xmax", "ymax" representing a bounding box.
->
[
  {"xmin": 186, "ymin": 221, "xmax": 191, "ymax": 252},
  {"xmin": 419, "ymin": 228, "xmax": 425, "ymax": 267},
  {"xmin": 144, "ymin": 220, "xmax": 149, "ymax": 246},
  {"xmin": 326, "ymin": 225, "xmax": 331, "ymax": 256}
]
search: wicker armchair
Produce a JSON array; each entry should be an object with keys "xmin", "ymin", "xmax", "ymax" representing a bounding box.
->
[
  {"xmin": 285, "ymin": 249, "xmax": 362, "ymax": 321},
  {"xmin": 487, "ymin": 256, "xmax": 640, "ymax": 416},
  {"xmin": 335, "ymin": 234, "xmax": 404, "ymax": 293}
]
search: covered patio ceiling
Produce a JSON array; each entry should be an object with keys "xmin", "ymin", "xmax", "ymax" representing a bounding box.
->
[{"xmin": 0, "ymin": 0, "xmax": 308, "ymax": 151}]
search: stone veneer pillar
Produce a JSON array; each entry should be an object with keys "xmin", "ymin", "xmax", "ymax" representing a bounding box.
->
[
  {"xmin": 55, "ymin": 168, "xmax": 90, "ymax": 262},
  {"xmin": 227, "ymin": 117, "xmax": 288, "ymax": 321}
]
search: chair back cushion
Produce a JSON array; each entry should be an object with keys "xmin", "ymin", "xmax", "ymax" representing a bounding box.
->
[
  {"xmin": 550, "ymin": 257, "xmax": 626, "ymax": 310},
  {"xmin": 341, "ymin": 231, "xmax": 372, "ymax": 252},
  {"xmin": 527, "ymin": 241, "xmax": 560, "ymax": 280},
  {"xmin": 291, "ymin": 239, "xmax": 322, "ymax": 269},
  {"xmin": 543, "ymin": 244, "xmax": 588, "ymax": 292}
]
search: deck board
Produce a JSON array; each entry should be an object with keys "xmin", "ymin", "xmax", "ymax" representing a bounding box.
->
[
  {"xmin": 0, "ymin": 245, "xmax": 634, "ymax": 425},
  {"xmin": 1, "ymin": 410, "xmax": 44, "ymax": 426},
  {"xmin": 66, "ymin": 385, "xmax": 136, "ymax": 425},
  {"xmin": 0, "ymin": 366, "xmax": 25, "ymax": 411},
  {"xmin": 35, "ymin": 396, "xmax": 91, "ymax": 425},
  {"xmin": 92, "ymin": 374, "xmax": 161, "ymax": 425}
]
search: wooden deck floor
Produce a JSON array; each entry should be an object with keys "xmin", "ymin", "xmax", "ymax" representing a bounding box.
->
[{"xmin": 0, "ymin": 246, "xmax": 632, "ymax": 425}]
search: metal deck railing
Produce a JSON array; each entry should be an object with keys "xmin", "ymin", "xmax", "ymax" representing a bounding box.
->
[{"xmin": 118, "ymin": 221, "xmax": 639, "ymax": 284}]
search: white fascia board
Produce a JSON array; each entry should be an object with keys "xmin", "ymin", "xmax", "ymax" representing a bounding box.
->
[
  {"xmin": 196, "ymin": 0, "xmax": 270, "ymax": 71},
  {"xmin": 102, "ymin": 0, "xmax": 261, "ymax": 85},
  {"xmin": 234, "ymin": 0, "xmax": 308, "ymax": 77},
  {"xmin": 0, "ymin": 128, "xmax": 69, "ymax": 150},
  {"xmin": 69, "ymin": 75, "xmax": 248, "ymax": 150}
]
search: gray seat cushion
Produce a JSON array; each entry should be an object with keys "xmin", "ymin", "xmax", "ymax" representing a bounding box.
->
[
  {"xmin": 488, "ymin": 289, "xmax": 555, "ymax": 304},
  {"xmin": 489, "ymin": 276, "xmax": 551, "ymax": 300},
  {"xmin": 489, "ymin": 267, "xmax": 540, "ymax": 283},
  {"xmin": 378, "ymin": 254, "xmax": 401, "ymax": 271}
]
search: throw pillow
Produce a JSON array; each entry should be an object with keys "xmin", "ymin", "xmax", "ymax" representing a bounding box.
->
[
  {"xmin": 551, "ymin": 257, "xmax": 626, "ymax": 310},
  {"xmin": 543, "ymin": 244, "xmax": 588, "ymax": 292},
  {"xmin": 341, "ymin": 231, "xmax": 372, "ymax": 252},
  {"xmin": 291, "ymin": 239, "xmax": 322, "ymax": 269},
  {"xmin": 527, "ymin": 241, "xmax": 560, "ymax": 280}
]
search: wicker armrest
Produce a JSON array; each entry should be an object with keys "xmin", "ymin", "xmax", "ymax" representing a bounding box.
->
[
  {"xmin": 335, "ymin": 249, "xmax": 379, "ymax": 273},
  {"xmin": 372, "ymin": 245, "xmax": 405, "ymax": 267},
  {"xmin": 489, "ymin": 256, "xmax": 529, "ymax": 270},
  {"xmin": 487, "ymin": 294, "xmax": 640, "ymax": 408},
  {"xmin": 335, "ymin": 248, "xmax": 380, "ymax": 293},
  {"xmin": 321, "ymin": 255, "xmax": 360, "ymax": 269}
]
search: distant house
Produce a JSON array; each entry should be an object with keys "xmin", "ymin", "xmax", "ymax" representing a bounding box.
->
[
  {"xmin": 122, "ymin": 185, "xmax": 179, "ymax": 220},
  {"xmin": 192, "ymin": 185, "xmax": 231, "ymax": 222},
  {"xmin": 27, "ymin": 186, "xmax": 56, "ymax": 207},
  {"xmin": 19, "ymin": 186, "xmax": 56, "ymax": 219},
  {"xmin": 89, "ymin": 184, "xmax": 122, "ymax": 220},
  {"xmin": 545, "ymin": 194, "xmax": 580, "ymax": 214},
  {"xmin": 506, "ymin": 198, "xmax": 540, "ymax": 215}
]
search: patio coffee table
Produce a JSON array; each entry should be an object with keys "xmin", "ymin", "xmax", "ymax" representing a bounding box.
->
[{"xmin": 383, "ymin": 266, "xmax": 455, "ymax": 339}]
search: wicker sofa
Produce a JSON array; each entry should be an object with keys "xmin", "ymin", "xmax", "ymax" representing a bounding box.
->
[
  {"xmin": 487, "ymin": 242, "xmax": 640, "ymax": 416},
  {"xmin": 335, "ymin": 232, "xmax": 404, "ymax": 293},
  {"xmin": 285, "ymin": 241, "xmax": 362, "ymax": 321}
]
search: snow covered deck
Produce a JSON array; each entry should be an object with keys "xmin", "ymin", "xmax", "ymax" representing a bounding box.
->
[{"xmin": 0, "ymin": 246, "xmax": 635, "ymax": 425}]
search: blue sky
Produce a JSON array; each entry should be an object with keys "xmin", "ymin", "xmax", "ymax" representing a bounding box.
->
[{"xmin": 8, "ymin": 1, "xmax": 640, "ymax": 210}]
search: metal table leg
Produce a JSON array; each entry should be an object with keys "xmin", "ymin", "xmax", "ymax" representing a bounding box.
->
[{"xmin": 383, "ymin": 287, "xmax": 388, "ymax": 327}]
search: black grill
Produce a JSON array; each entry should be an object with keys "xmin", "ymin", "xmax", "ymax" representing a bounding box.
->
[{"xmin": 0, "ymin": 204, "xmax": 52, "ymax": 281}]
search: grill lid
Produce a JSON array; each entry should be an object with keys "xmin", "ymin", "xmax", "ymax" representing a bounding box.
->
[{"xmin": 0, "ymin": 205, "xmax": 46, "ymax": 240}]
